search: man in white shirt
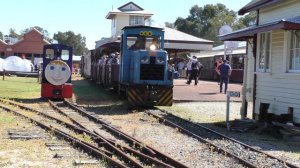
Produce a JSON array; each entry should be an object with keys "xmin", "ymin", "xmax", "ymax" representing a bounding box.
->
[{"xmin": 177, "ymin": 61, "xmax": 185, "ymax": 79}]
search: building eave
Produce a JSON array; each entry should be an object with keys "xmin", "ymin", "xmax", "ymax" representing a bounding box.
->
[
  {"xmin": 219, "ymin": 16, "xmax": 300, "ymax": 41},
  {"xmin": 238, "ymin": 0, "xmax": 284, "ymax": 15},
  {"xmin": 106, "ymin": 11, "xmax": 153, "ymax": 19}
]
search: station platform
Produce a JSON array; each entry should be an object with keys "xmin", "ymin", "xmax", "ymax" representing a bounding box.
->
[{"xmin": 173, "ymin": 79, "xmax": 242, "ymax": 102}]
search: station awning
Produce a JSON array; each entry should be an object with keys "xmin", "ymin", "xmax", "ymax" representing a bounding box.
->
[{"xmin": 219, "ymin": 16, "xmax": 300, "ymax": 41}]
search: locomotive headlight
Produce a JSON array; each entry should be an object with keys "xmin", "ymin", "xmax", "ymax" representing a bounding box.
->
[
  {"xmin": 141, "ymin": 57, "xmax": 149, "ymax": 63},
  {"xmin": 149, "ymin": 44, "xmax": 157, "ymax": 50}
]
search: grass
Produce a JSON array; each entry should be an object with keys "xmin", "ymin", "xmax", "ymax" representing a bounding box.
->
[
  {"xmin": 0, "ymin": 76, "xmax": 40, "ymax": 99},
  {"xmin": 0, "ymin": 75, "xmax": 123, "ymax": 106},
  {"xmin": 72, "ymin": 76, "xmax": 124, "ymax": 105}
]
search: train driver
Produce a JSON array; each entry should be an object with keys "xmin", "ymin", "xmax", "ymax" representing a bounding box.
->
[
  {"xmin": 148, "ymin": 37, "xmax": 159, "ymax": 50},
  {"xmin": 129, "ymin": 36, "xmax": 145, "ymax": 50}
]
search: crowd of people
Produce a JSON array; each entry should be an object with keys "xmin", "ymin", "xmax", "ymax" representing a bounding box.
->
[{"xmin": 170, "ymin": 56, "xmax": 232, "ymax": 94}]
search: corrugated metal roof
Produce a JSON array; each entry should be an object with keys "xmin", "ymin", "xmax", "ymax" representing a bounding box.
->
[
  {"xmin": 164, "ymin": 27, "xmax": 213, "ymax": 43},
  {"xmin": 195, "ymin": 48, "xmax": 246, "ymax": 58},
  {"xmin": 212, "ymin": 41, "xmax": 246, "ymax": 51}
]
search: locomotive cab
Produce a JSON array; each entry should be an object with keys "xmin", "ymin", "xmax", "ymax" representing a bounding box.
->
[{"xmin": 41, "ymin": 44, "xmax": 73, "ymax": 99}]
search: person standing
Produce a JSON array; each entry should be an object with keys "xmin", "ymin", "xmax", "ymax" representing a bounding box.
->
[
  {"xmin": 215, "ymin": 57, "xmax": 223, "ymax": 85},
  {"xmin": 186, "ymin": 56, "xmax": 201, "ymax": 85},
  {"xmin": 218, "ymin": 60, "xmax": 232, "ymax": 94},
  {"xmin": 186, "ymin": 57, "xmax": 192, "ymax": 82},
  {"xmin": 177, "ymin": 61, "xmax": 184, "ymax": 79}
]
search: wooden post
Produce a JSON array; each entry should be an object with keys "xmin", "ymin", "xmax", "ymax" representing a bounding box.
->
[
  {"xmin": 37, "ymin": 69, "xmax": 40, "ymax": 83},
  {"xmin": 2, "ymin": 69, "xmax": 5, "ymax": 80}
]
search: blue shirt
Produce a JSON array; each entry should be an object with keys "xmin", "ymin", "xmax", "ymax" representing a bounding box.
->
[{"xmin": 219, "ymin": 63, "xmax": 231, "ymax": 78}]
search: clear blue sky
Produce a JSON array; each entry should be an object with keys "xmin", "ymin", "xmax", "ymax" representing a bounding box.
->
[{"xmin": 0, "ymin": 0, "xmax": 250, "ymax": 50}]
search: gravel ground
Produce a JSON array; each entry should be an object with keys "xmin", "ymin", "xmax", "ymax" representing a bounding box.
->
[
  {"xmin": 159, "ymin": 102, "xmax": 300, "ymax": 167},
  {"xmin": 92, "ymin": 109, "xmax": 245, "ymax": 168}
]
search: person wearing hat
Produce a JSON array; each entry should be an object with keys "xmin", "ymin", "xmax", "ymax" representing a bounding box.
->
[
  {"xmin": 186, "ymin": 56, "xmax": 201, "ymax": 85},
  {"xmin": 111, "ymin": 52, "xmax": 120, "ymax": 64},
  {"xmin": 217, "ymin": 59, "xmax": 232, "ymax": 94}
]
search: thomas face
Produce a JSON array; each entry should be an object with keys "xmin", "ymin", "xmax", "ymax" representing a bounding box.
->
[{"xmin": 45, "ymin": 60, "xmax": 71, "ymax": 85}]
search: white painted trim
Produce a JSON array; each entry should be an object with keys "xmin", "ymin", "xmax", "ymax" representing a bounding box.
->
[
  {"xmin": 286, "ymin": 30, "xmax": 300, "ymax": 73},
  {"xmin": 283, "ymin": 30, "xmax": 289, "ymax": 73},
  {"xmin": 256, "ymin": 31, "xmax": 272, "ymax": 73}
]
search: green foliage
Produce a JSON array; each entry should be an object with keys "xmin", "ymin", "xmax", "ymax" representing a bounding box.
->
[
  {"xmin": 0, "ymin": 31, "xmax": 3, "ymax": 40},
  {"xmin": 9, "ymin": 28, "xmax": 21, "ymax": 39},
  {"xmin": 233, "ymin": 11, "xmax": 257, "ymax": 30},
  {"xmin": 21, "ymin": 26, "xmax": 53, "ymax": 43},
  {"xmin": 165, "ymin": 22, "xmax": 174, "ymax": 28},
  {"xmin": 174, "ymin": 3, "xmax": 256, "ymax": 46},
  {"xmin": 53, "ymin": 31, "xmax": 88, "ymax": 55}
]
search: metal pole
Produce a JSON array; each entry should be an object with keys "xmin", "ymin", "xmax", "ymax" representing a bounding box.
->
[{"xmin": 226, "ymin": 92, "xmax": 230, "ymax": 130}]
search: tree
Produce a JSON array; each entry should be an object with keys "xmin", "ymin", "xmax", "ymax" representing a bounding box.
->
[
  {"xmin": 9, "ymin": 28, "xmax": 21, "ymax": 39},
  {"xmin": 174, "ymin": 4, "xmax": 238, "ymax": 46},
  {"xmin": 0, "ymin": 31, "xmax": 3, "ymax": 40},
  {"xmin": 21, "ymin": 26, "xmax": 53, "ymax": 43},
  {"xmin": 165, "ymin": 22, "xmax": 174, "ymax": 28},
  {"xmin": 233, "ymin": 12, "xmax": 257, "ymax": 30},
  {"xmin": 53, "ymin": 31, "xmax": 88, "ymax": 55}
]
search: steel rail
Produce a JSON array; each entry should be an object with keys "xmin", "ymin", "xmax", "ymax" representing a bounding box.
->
[
  {"xmin": 146, "ymin": 110, "xmax": 257, "ymax": 168},
  {"xmin": 0, "ymin": 103, "xmax": 127, "ymax": 168},
  {"xmin": 0, "ymin": 98, "xmax": 176, "ymax": 168},
  {"xmin": 49, "ymin": 100, "xmax": 173, "ymax": 168},
  {"xmin": 0, "ymin": 98, "xmax": 152, "ymax": 168},
  {"xmin": 63, "ymin": 99, "xmax": 189, "ymax": 168},
  {"xmin": 157, "ymin": 108, "xmax": 299, "ymax": 168}
]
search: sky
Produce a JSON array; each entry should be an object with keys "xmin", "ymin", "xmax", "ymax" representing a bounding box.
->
[{"xmin": 0, "ymin": 0, "xmax": 251, "ymax": 50}]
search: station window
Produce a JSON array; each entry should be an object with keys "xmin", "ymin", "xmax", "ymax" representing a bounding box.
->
[
  {"xmin": 288, "ymin": 30, "xmax": 300, "ymax": 72},
  {"xmin": 129, "ymin": 16, "xmax": 144, "ymax": 25},
  {"xmin": 258, "ymin": 32, "xmax": 271, "ymax": 72}
]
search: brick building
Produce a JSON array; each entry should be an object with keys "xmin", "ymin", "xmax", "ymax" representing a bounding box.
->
[{"xmin": 0, "ymin": 28, "xmax": 50, "ymax": 59}]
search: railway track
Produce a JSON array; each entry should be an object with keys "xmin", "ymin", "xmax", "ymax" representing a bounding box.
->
[
  {"xmin": 146, "ymin": 108, "xmax": 299, "ymax": 168},
  {"xmin": 0, "ymin": 98, "xmax": 188, "ymax": 168},
  {"xmin": 1, "ymin": 98, "xmax": 297, "ymax": 167}
]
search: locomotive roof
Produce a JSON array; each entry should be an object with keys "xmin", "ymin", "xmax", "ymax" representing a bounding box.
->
[{"xmin": 122, "ymin": 25, "xmax": 164, "ymax": 31}]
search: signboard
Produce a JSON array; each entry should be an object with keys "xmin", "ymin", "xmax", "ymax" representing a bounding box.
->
[{"xmin": 228, "ymin": 91, "xmax": 240, "ymax": 97}]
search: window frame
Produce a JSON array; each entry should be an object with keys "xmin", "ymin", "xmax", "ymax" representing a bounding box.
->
[
  {"xmin": 257, "ymin": 31, "xmax": 272, "ymax": 73},
  {"xmin": 129, "ymin": 16, "xmax": 144, "ymax": 25},
  {"xmin": 287, "ymin": 30, "xmax": 300, "ymax": 73}
]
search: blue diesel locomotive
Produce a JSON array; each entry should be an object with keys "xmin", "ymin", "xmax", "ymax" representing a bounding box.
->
[
  {"xmin": 85, "ymin": 25, "xmax": 173, "ymax": 106},
  {"xmin": 120, "ymin": 26, "xmax": 173, "ymax": 106}
]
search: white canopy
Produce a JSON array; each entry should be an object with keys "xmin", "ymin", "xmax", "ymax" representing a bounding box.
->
[
  {"xmin": 3, "ymin": 56, "xmax": 33, "ymax": 72},
  {"xmin": 0, "ymin": 58, "xmax": 3, "ymax": 71}
]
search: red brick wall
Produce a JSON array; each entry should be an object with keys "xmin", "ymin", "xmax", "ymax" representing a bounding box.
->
[
  {"xmin": 0, "ymin": 29, "xmax": 49, "ymax": 57},
  {"xmin": 13, "ymin": 30, "xmax": 49, "ymax": 54}
]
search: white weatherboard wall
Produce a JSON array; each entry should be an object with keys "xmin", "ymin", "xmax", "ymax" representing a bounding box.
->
[
  {"xmin": 112, "ymin": 15, "xmax": 130, "ymax": 38},
  {"xmin": 254, "ymin": 30, "xmax": 300, "ymax": 123},
  {"xmin": 259, "ymin": 0, "xmax": 300, "ymax": 24}
]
